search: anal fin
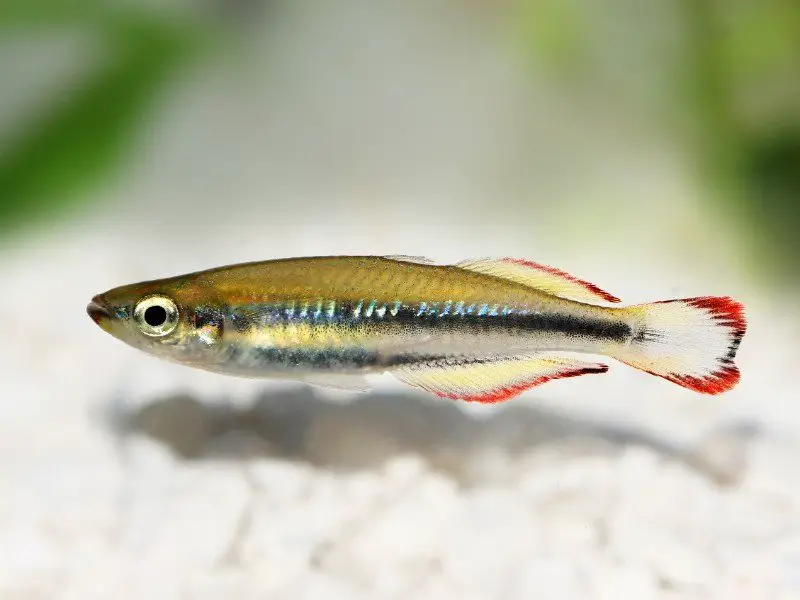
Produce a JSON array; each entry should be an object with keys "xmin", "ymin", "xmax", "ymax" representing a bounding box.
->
[{"xmin": 391, "ymin": 355, "xmax": 608, "ymax": 403}]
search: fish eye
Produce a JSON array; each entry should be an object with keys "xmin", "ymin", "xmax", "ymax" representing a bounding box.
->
[{"xmin": 133, "ymin": 295, "xmax": 179, "ymax": 337}]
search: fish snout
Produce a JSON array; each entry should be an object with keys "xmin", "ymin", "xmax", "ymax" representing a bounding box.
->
[{"xmin": 87, "ymin": 294, "xmax": 112, "ymax": 325}]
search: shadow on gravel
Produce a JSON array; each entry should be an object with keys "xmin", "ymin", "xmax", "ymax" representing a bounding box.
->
[{"xmin": 103, "ymin": 386, "xmax": 761, "ymax": 488}]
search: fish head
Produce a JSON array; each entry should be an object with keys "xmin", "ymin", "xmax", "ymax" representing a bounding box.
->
[{"xmin": 87, "ymin": 276, "xmax": 227, "ymax": 367}]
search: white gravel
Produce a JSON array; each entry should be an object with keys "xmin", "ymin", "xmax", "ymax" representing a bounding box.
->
[
  {"xmin": 0, "ymin": 222, "xmax": 798, "ymax": 600},
  {"xmin": 2, "ymin": 2, "xmax": 798, "ymax": 596}
]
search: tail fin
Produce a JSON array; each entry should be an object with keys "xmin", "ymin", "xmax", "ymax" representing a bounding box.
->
[{"xmin": 613, "ymin": 297, "xmax": 746, "ymax": 394}]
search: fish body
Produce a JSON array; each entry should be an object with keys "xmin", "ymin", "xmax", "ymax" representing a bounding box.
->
[{"xmin": 87, "ymin": 255, "xmax": 746, "ymax": 402}]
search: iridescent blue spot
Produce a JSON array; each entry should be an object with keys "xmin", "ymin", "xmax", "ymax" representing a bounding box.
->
[
  {"xmin": 390, "ymin": 301, "xmax": 401, "ymax": 316},
  {"xmin": 326, "ymin": 300, "xmax": 336, "ymax": 318},
  {"xmin": 285, "ymin": 302, "xmax": 296, "ymax": 318},
  {"xmin": 453, "ymin": 301, "xmax": 465, "ymax": 316},
  {"xmin": 427, "ymin": 302, "xmax": 439, "ymax": 316},
  {"xmin": 466, "ymin": 303, "xmax": 476, "ymax": 315},
  {"xmin": 313, "ymin": 301, "xmax": 323, "ymax": 319},
  {"xmin": 502, "ymin": 306, "xmax": 514, "ymax": 316},
  {"xmin": 416, "ymin": 302, "xmax": 428, "ymax": 316},
  {"xmin": 365, "ymin": 300, "xmax": 377, "ymax": 318},
  {"xmin": 488, "ymin": 304, "xmax": 499, "ymax": 317},
  {"xmin": 477, "ymin": 304, "xmax": 489, "ymax": 316},
  {"xmin": 299, "ymin": 304, "xmax": 309, "ymax": 318},
  {"xmin": 353, "ymin": 300, "xmax": 363, "ymax": 318},
  {"xmin": 376, "ymin": 305, "xmax": 387, "ymax": 318},
  {"xmin": 440, "ymin": 301, "xmax": 452, "ymax": 316}
]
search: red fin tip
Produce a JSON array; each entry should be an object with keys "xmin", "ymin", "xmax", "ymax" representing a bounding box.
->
[
  {"xmin": 501, "ymin": 258, "xmax": 622, "ymax": 303},
  {"xmin": 682, "ymin": 296, "xmax": 747, "ymax": 336},
  {"xmin": 661, "ymin": 365, "xmax": 741, "ymax": 395},
  {"xmin": 433, "ymin": 364, "xmax": 609, "ymax": 404}
]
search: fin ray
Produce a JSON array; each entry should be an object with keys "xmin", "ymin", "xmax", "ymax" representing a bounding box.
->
[
  {"xmin": 300, "ymin": 373, "xmax": 372, "ymax": 392},
  {"xmin": 391, "ymin": 355, "xmax": 608, "ymax": 403},
  {"xmin": 613, "ymin": 296, "xmax": 746, "ymax": 394},
  {"xmin": 384, "ymin": 255, "xmax": 437, "ymax": 265},
  {"xmin": 455, "ymin": 257, "xmax": 621, "ymax": 304}
]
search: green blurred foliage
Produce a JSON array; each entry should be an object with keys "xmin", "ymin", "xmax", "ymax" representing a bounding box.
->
[
  {"xmin": 739, "ymin": 128, "xmax": 800, "ymax": 275},
  {"xmin": 512, "ymin": 0, "xmax": 586, "ymax": 75},
  {"xmin": 679, "ymin": 0, "xmax": 800, "ymax": 282},
  {"xmin": 509, "ymin": 0, "xmax": 800, "ymax": 283},
  {"xmin": 0, "ymin": 0, "xmax": 796, "ymax": 283},
  {"xmin": 0, "ymin": 1, "xmax": 215, "ymax": 233}
]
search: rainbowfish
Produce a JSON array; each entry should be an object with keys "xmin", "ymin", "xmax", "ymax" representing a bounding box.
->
[{"xmin": 87, "ymin": 255, "xmax": 746, "ymax": 402}]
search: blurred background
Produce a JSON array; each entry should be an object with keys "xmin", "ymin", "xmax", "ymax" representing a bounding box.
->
[{"xmin": 1, "ymin": 1, "xmax": 798, "ymax": 598}]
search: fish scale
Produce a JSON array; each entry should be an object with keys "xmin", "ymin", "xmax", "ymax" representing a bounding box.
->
[{"xmin": 87, "ymin": 255, "xmax": 746, "ymax": 401}]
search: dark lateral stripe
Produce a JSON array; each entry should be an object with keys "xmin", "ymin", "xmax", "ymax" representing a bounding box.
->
[
  {"xmin": 517, "ymin": 313, "xmax": 631, "ymax": 341},
  {"xmin": 388, "ymin": 309, "xmax": 631, "ymax": 342},
  {"xmin": 226, "ymin": 301, "xmax": 631, "ymax": 342}
]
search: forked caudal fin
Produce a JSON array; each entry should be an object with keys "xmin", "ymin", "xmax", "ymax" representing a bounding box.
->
[{"xmin": 613, "ymin": 296, "xmax": 746, "ymax": 394}]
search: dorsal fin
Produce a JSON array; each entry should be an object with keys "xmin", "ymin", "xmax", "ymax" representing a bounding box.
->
[
  {"xmin": 384, "ymin": 255, "xmax": 437, "ymax": 265},
  {"xmin": 455, "ymin": 257, "xmax": 621, "ymax": 304}
]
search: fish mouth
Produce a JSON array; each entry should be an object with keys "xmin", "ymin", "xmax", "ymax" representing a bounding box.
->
[{"xmin": 87, "ymin": 294, "xmax": 111, "ymax": 325}]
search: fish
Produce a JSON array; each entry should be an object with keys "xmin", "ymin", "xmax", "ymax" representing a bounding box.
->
[{"xmin": 86, "ymin": 255, "xmax": 746, "ymax": 402}]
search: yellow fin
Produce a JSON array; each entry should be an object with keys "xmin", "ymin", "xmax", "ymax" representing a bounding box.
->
[
  {"xmin": 391, "ymin": 355, "xmax": 608, "ymax": 403},
  {"xmin": 456, "ymin": 257, "xmax": 621, "ymax": 304}
]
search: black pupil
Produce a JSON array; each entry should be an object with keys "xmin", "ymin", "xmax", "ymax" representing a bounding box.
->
[{"xmin": 144, "ymin": 305, "xmax": 168, "ymax": 327}]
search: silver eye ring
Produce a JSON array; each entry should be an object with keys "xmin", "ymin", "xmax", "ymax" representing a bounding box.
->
[{"xmin": 133, "ymin": 295, "xmax": 179, "ymax": 337}]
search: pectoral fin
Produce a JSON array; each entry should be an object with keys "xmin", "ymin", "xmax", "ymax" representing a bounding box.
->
[
  {"xmin": 300, "ymin": 373, "xmax": 372, "ymax": 392},
  {"xmin": 391, "ymin": 355, "xmax": 608, "ymax": 403}
]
